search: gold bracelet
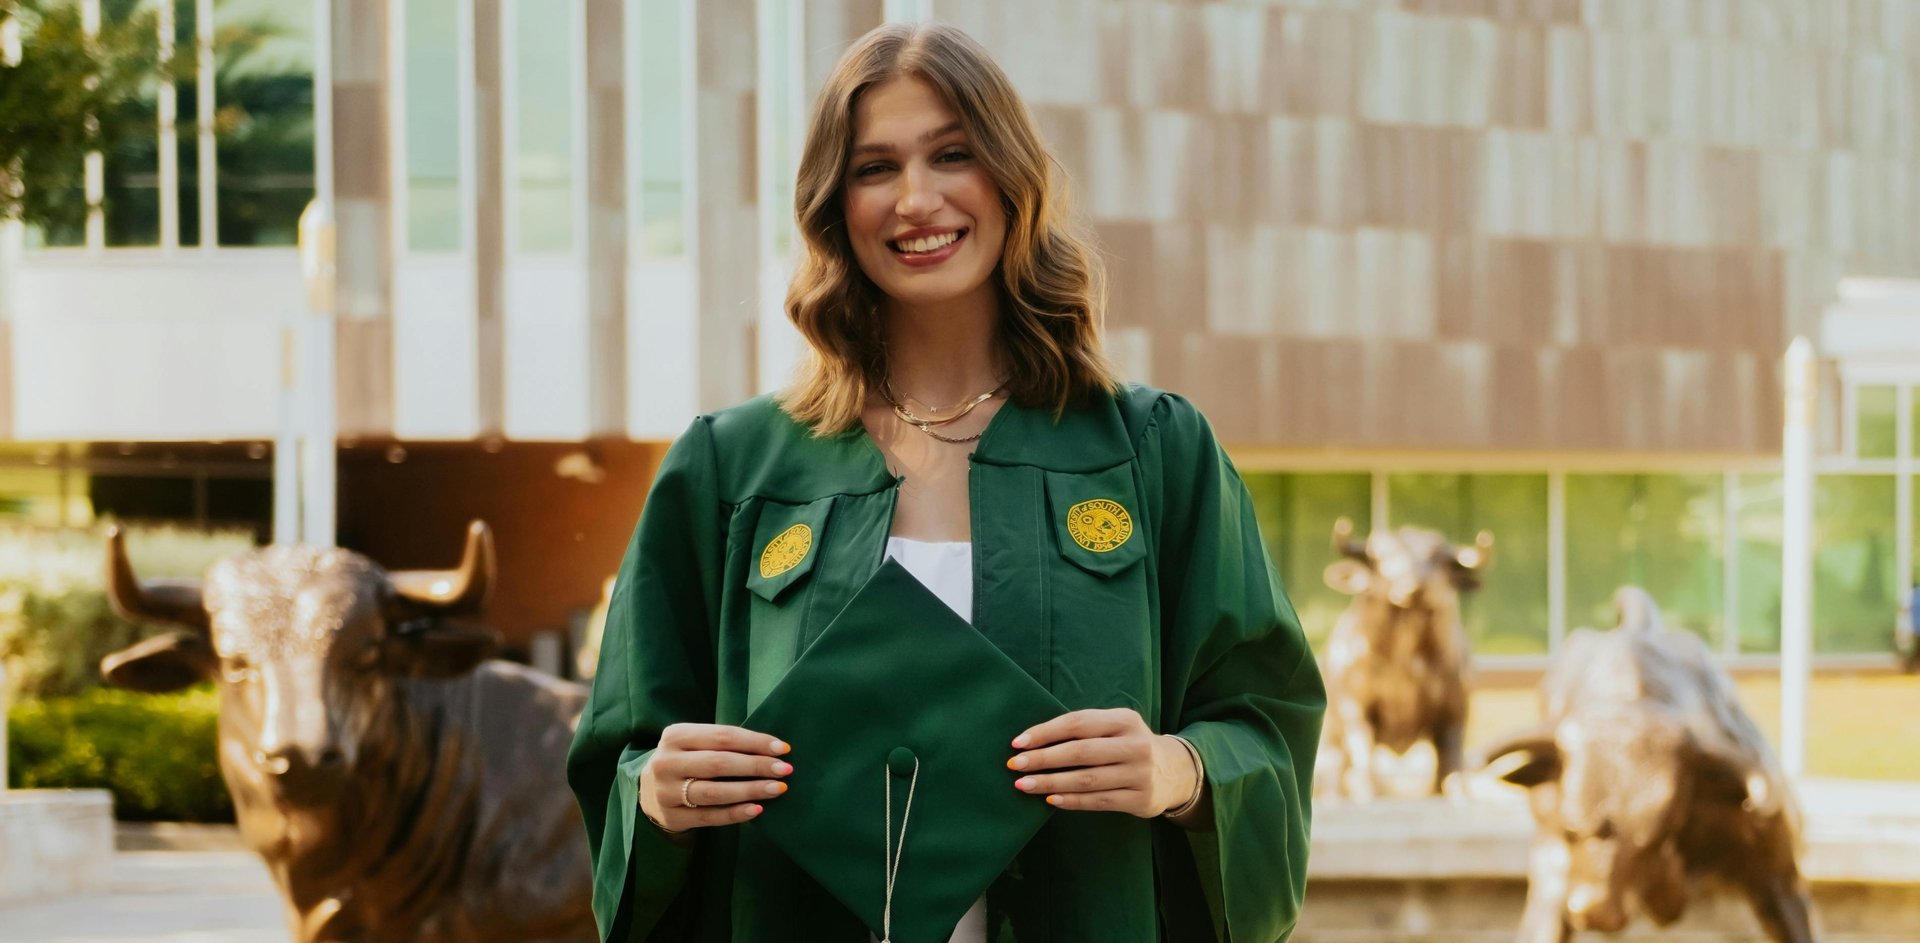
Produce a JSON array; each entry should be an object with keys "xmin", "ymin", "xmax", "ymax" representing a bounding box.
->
[
  {"xmin": 642, "ymin": 802, "xmax": 687, "ymax": 835},
  {"xmin": 1163, "ymin": 735, "xmax": 1206, "ymax": 819}
]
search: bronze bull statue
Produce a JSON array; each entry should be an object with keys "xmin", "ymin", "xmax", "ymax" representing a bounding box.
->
[
  {"xmin": 1318, "ymin": 518, "xmax": 1491, "ymax": 800},
  {"xmin": 1482, "ymin": 587, "xmax": 1815, "ymax": 943},
  {"xmin": 100, "ymin": 522, "xmax": 596, "ymax": 943}
]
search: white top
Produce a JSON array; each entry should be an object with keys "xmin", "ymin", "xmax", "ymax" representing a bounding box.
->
[{"xmin": 877, "ymin": 537, "xmax": 988, "ymax": 943}]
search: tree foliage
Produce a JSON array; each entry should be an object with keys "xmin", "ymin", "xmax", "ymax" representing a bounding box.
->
[{"xmin": 0, "ymin": 0, "xmax": 171, "ymax": 223}]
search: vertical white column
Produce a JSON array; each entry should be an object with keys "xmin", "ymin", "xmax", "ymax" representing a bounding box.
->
[
  {"xmin": 274, "ymin": 318, "xmax": 300, "ymax": 545},
  {"xmin": 82, "ymin": 0, "xmax": 103, "ymax": 249},
  {"xmin": 299, "ymin": 0, "xmax": 337, "ymax": 548},
  {"xmin": 197, "ymin": 0, "xmax": 217, "ymax": 247},
  {"xmin": 0, "ymin": 11, "xmax": 22, "ymax": 325},
  {"xmin": 754, "ymin": 0, "xmax": 804, "ymax": 394},
  {"xmin": 1, "ymin": 659, "xmax": 8, "ymax": 792},
  {"xmin": 1780, "ymin": 337, "xmax": 1816, "ymax": 777},
  {"xmin": 158, "ymin": 0, "xmax": 178, "ymax": 249}
]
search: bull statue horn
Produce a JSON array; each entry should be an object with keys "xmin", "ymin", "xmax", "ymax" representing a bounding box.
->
[
  {"xmin": 1456, "ymin": 530, "xmax": 1494, "ymax": 570},
  {"xmin": 1331, "ymin": 517, "xmax": 1368, "ymax": 560},
  {"xmin": 104, "ymin": 526, "xmax": 210, "ymax": 631},
  {"xmin": 389, "ymin": 520, "xmax": 495, "ymax": 616}
]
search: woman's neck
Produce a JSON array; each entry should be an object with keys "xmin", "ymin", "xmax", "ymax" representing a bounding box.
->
[{"xmin": 882, "ymin": 291, "xmax": 1005, "ymax": 405}]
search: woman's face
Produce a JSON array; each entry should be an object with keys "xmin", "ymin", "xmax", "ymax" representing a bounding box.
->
[{"xmin": 842, "ymin": 75, "xmax": 1007, "ymax": 313}]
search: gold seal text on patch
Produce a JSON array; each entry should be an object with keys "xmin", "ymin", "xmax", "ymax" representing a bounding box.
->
[
  {"xmin": 1066, "ymin": 499, "xmax": 1133, "ymax": 553},
  {"xmin": 760, "ymin": 523, "xmax": 814, "ymax": 579}
]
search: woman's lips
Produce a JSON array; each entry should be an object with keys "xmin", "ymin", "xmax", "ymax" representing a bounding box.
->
[{"xmin": 889, "ymin": 229, "xmax": 967, "ymax": 267}]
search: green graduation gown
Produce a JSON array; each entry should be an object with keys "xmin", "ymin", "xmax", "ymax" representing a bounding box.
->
[{"xmin": 567, "ymin": 383, "xmax": 1326, "ymax": 942}]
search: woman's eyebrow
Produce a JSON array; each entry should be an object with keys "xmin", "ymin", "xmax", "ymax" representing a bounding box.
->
[{"xmin": 851, "ymin": 121, "xmax": 965, "ymax": 158}]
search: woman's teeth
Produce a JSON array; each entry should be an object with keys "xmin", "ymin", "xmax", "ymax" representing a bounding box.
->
[{"xmin": 893, "ymin": 231, "xmax": 961, "ymax": 253}]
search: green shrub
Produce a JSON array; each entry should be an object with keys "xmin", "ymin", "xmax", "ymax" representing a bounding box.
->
[
  {"xmin": 6, "ymin": 684, "xmax": 232, "ymax": 822},
  {"xmin": 0, "ymin": 522, "xmax": 254, "ymax": 700}
]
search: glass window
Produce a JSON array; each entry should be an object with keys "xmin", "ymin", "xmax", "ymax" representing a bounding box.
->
[
  {"xmin": 1565, "ymin": 474, "xmax": 1725, "ymax": 646},
  {"xmin": 1911, "ymin": 386, "xmax": 1920, "ymax": 463},
  {"xmin": 101, "ymin": 0, "xmax": 160, "ymax": 247},
  {"xmin": 23, "ymin": 187, "xmax": 88, "ymax": 248},
  {"xmin": 514, "ymin": 0, "xmax": 573, "ymax": 252},
  {"xmin": 1814, "ymin": 474, "xmax": 1897, "ymax": 653},
  {"xmin": 1242, "ymin": 472, "xmax": 1372, "ymax": 649},
  {"xmin": 1387, "ymin": 473, "xmax": 1550, "ymax": 655},
  {"xmin": 1856, "ymin": 385, "xmax": 1897, "ymax": 460},
  {"xmin": 173, "ymin": 0, "xmax": 202, "ymax": 245},
  {"xmin": 406, "ymin": 0, "xmax": 462, "ymax": 251},
  {"xmin": 213, "ymin": 0, "xmax": 315, "ymax": 246},
  {"xmin": 757, "ymin": 0, "xmax": 795, "ymax": 257},
  {"xmin": 634, "ymin": 0, "xmax": 683, "ymax": 255},
  {"xmin": 1733, "ymin": 473, "xmax": 1782, "ymax": 653},
  {"xmin": 1735, "ymin": 473, "xmax": 1898, "ymax": 654}
]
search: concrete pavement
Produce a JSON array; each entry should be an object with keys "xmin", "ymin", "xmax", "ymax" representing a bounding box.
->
[{"xmin": 0, "ymin": 849, "xmax": 288, "ymax": 943}]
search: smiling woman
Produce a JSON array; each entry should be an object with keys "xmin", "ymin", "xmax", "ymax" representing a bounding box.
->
[{"xmin": 567, "ymin": 21, "xmax": 1325, "ymax": 943}]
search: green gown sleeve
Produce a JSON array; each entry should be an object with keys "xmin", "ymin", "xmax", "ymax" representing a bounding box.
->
[
  {"xmin": 566, "ymin": 417, "xmax": 725, "ymax": 942},
  {"xmin": 1145, "ymin": 393, "xmax": 1327, "ymax": 943}
]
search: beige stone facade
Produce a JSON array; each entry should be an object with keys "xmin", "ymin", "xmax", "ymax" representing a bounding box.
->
[{"xmin": 299, "ymin": 0, "xmax": 1920, "ymax": 455}]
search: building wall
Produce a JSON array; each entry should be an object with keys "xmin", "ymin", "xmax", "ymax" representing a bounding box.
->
[
  {"xmin": 15, "ymin": 2, "xmax": 1914, "ymax": 454},
  {"xmin": 938, "ymin": 0, "xmax": 1920, "ymax": 452}
]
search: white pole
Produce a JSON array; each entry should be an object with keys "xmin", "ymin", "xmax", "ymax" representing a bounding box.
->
[
  {"xmin": 1780, "ymin": 337, "xmax": 1816, "ymax": 777},
  {"xmin": 298, "ymin": 0, "xmax": 337, "ymax": 547},
  {"xmin": 1, "ymin": 661, "xmax": 9, "ymax": 792},
  {"xmin": 274, "ymin": 315, "xmax": 300, "ymax": 545},
  {"xmin": 297, "ymin": 198, "xmax": 336, "ymax": 548}
]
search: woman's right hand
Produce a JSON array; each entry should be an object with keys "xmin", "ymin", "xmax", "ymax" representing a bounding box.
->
[{"xmin": 639, "ymin": 723, "xmax": 793, "ymax": 835}]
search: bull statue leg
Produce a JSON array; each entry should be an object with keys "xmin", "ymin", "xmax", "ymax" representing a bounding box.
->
[
  {"xmin": 1516, "ymin": 832, "xmax": 1572, "ymax": 943},
  {"xmin": 1742, "ymin": 873, "xmax": 1817, "ymax": 943},
  {"xmin": 1336, "ymin": 700, "xmax": 1378, "ymax": 801},
  {"xmin": 1432, "ymin": 717, "xmax": 1470, "ymax": 801}
]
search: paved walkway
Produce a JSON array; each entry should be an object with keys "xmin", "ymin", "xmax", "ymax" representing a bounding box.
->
[{"xmin": 0, "ymin": 850, "xmax": 288, "ymax": 943}]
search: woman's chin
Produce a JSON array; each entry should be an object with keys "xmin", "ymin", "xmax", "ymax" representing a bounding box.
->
[{"xmin": 877, "ymin": 273, "xmax": 995, "ymax": 311}]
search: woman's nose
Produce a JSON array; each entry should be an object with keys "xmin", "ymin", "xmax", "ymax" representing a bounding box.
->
[{"xmin": 895, "ymin": 165, "xmax": 942, "ymax": 219}]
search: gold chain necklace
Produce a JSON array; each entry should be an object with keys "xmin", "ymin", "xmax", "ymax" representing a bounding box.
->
[{"xmin": 880, "ymin": 380, "xmax": 1000, "ymax": 443}]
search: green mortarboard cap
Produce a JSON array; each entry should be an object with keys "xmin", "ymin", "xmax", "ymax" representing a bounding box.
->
[{"xmin": 743, "ymin": 558, "xmax": 1066, "ymax": 943}]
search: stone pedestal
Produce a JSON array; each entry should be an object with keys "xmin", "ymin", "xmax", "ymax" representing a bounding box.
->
[
  {"xmin": 0, "ymin": 789, "xmax": 116, "ymax": 903},
  {"xmin": 1296, "ymin": 779, "xmax": 1920, "ymax": 942}
]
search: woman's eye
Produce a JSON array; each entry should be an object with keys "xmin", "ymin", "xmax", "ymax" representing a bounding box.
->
[
  {"xmin": 854, "ymin": 163, "xmax": 890, "ymax": 178},
  {"xmin": 936, "ymin": 149, "xmax": 971, "ymax": 163}
]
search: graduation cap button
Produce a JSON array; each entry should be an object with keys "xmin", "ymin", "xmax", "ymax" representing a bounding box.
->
[{"xmin": 888, "ymin": 746, "xmax": 918, "ymax": 777}]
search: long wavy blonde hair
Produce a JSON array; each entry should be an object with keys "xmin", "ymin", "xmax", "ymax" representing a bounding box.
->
[{"xmin": 779, "ymin": 22, "xmax": 1119, "ymax": 435}]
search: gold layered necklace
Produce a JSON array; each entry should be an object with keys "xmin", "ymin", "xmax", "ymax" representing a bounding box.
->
[{"xmin": 880, "ymin": 379, "xmax": 1002, "ymax": 444}]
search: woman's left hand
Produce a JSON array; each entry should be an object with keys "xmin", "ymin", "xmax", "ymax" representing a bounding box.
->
[{"xmin": 1006, "ymin": 708, "xmax": 1201, "ymax": 818}]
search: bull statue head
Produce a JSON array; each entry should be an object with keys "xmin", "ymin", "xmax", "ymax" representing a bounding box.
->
[
  {"xmin": 1478, "ymin": 589, "xmax": 1799, "ymax": 939},
  {"xmin": 1481, "ymin": 714, "xmax": 1770, "ymax": 933},
  {"xmin": 100, "ymin": 523, "xmax": 500, "ymax": 806},
  {"xmin": 1322, "ymin": 517, "xmax": 1493, "ymax": 608}
]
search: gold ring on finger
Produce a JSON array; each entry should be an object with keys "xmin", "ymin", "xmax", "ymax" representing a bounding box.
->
[{"xmin": 680, "ymin": 777, "xmax": 701, "ymax": 809}]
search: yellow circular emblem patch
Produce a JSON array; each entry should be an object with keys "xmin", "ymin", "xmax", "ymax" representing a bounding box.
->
[
  {"xmin": 759, "ymin": 523, "xmax": 813, "ymax": 579},
  {"xmin": 1066, "ymin": 499, "xmax": 1133, "ymax": 553}
]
